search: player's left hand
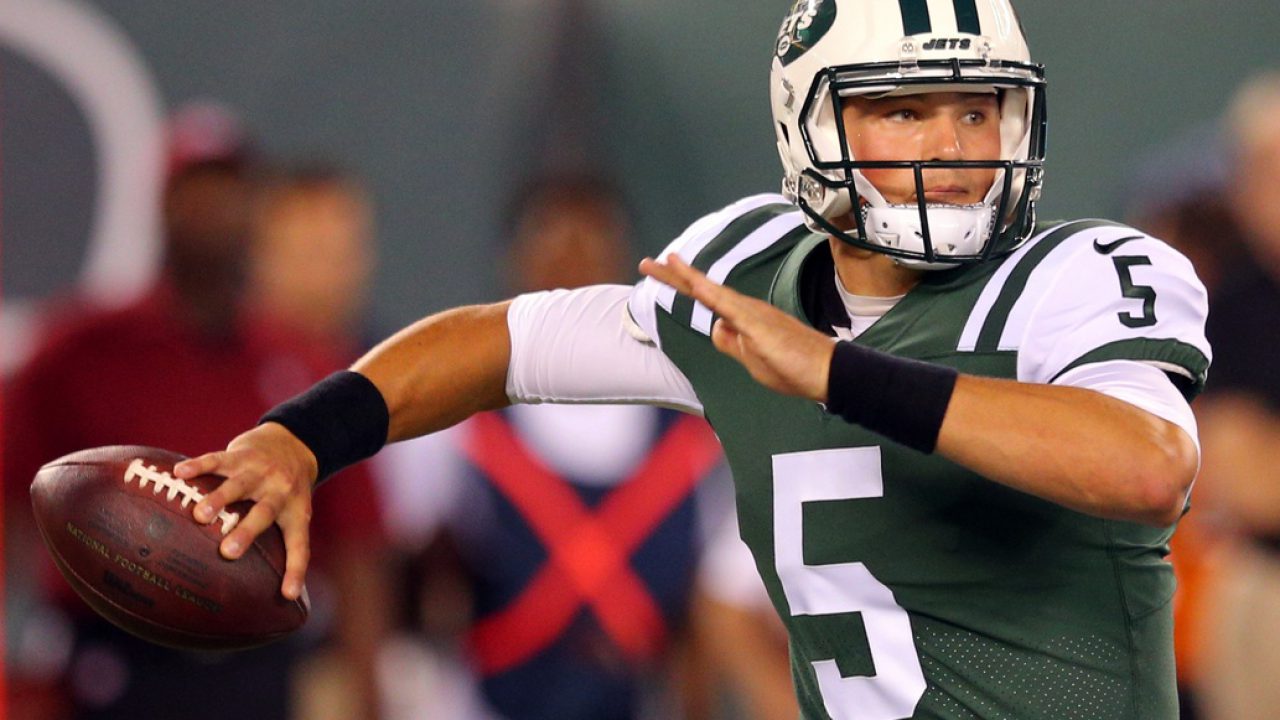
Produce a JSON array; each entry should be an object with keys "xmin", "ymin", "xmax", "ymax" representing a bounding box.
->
[{"xmin": 640, "ymin": 253, "xmax": 836, "ymax": 402}]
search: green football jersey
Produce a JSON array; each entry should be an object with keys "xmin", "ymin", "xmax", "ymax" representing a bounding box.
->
[{"xmin": 628, "ymin": 194, "xmax": 1211, "ymax": 719}]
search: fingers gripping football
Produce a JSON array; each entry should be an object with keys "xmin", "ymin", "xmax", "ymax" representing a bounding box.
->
[{"xmin": 176, "ymin": 423, "xmax": 317, "ymax": 600}]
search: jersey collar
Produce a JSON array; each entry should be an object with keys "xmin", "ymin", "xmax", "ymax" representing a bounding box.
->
[{"xmin": 768, "ymin": 233, "xmax": 850, "ymax": 336}]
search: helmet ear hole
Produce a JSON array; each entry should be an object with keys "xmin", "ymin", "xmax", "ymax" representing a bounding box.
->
[{"xmin": 778, "ymin": 122, "xmax": 791, "ymax": 146}]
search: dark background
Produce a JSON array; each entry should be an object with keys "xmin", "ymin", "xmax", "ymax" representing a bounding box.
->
[{"xmin": 5, "ymin": 0, "xmax": 1278, "ymax": 343}]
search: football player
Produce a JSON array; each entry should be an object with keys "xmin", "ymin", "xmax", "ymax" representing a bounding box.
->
[{"xmin": 180, "ymin": 1, "xmax": 1209, "ymax": 717}]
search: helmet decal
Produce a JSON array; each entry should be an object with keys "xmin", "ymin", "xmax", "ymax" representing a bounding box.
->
[{"xmin": 776, "ymin": 0, "xmax": 838, "ymax": 67}]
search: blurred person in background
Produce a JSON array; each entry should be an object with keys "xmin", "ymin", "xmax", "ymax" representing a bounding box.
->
[
  {"xmin": 691, "ymin": 508, "xmax": 798, "ymax": 720},
  {"xmin": 1189, "ymin": 70, "xmax": 1280, "ymax": 720},
  {"xmin": 245, "ymin": 165, "xmax": 390, "ymax": 720},
  {"xmin": 2, "ymin": 105, "xmax": 385, "ymax": 720},
  {"xmin": 1122, "ymin": 125, "xmax": 1244, "ymax": 720},
  {"xmin": 3, "ymin": 102, "xmax": 263, "ymax": 720},
  {"xmin": 247, "ymin": 166, "xmax": 378, "ymax": 352},
  {"xmin": 375, "ymin": 173, "xmax": 751, "ymax": 720},
  {"xmin": 1123, "ymin": 123, "xmax": 1240, "ymax": 299}
]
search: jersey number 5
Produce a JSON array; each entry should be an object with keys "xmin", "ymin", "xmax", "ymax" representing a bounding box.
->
[
  {"xmin": 1112, "ymin": 256, "xmax": 1158, "ymax": 328},
  {"xmin": 773, "ymin": 447, "xmax": 926, "ymax": 720}
]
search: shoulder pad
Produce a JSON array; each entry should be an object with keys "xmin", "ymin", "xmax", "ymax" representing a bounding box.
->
[{"xmin": 959, "ymin": 219, "xmax": 1211, "ymax": 398}]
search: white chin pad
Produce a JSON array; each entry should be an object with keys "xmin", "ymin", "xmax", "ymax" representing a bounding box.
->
[{"xmin": 863, "ymin": 204, "xmax": 996, "ymax": 259}]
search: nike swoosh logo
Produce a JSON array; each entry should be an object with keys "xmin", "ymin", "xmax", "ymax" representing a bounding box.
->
[{"xmin": 1093, "ymin": 235, "xmax": 1144, "ymax": 255}]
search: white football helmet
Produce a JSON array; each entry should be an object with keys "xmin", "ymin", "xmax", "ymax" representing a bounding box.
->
[{"xmin": 771, "ymin": 0, "xmax": 1046, "ymax": 268}]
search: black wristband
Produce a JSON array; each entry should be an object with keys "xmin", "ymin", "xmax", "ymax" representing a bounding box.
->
[
  {"xmin": 259, "ymin": 370, "xmax": 390, "ymax": 485},
  {"xmin": 825, "ymin": 341, "xmax": 958, "ymax": 453}
]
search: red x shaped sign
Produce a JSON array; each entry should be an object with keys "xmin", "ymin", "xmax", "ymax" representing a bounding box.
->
[{"xmin": 463, "ymin": 411, "xmax": 721, "ymax": 676}]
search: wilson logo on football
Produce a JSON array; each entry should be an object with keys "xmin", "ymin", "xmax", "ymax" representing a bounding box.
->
[{"xmin": 124, "ymin": 459, "xmax": 240, "ymax": 535}]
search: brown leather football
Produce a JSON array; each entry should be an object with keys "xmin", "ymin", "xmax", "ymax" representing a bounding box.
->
[{"xmin": 29, "ymin": 445, "xmax": 308, "ymax": 650}]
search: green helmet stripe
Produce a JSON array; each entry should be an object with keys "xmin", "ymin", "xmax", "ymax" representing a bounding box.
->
[
  {"xmin": 898, "ymin": 0, "xmax": 933, "ymax": 35},
  {"xmin": 953, "ymin": 0, "xmax": 982, "ymax": 34}
]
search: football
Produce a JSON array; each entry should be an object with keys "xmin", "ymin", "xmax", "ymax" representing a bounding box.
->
[{"xmin": 29, "ymin": 445, "xmax": 308, "ymax": 650}]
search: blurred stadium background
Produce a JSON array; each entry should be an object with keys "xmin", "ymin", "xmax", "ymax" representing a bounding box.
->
[
  {"xmin": 6, "ymin": 0, "xmax": 1279, "ymax": 352},
  {"xmin": 5, "ymin": 1, "xmax": 1280, "ymax": 719}
]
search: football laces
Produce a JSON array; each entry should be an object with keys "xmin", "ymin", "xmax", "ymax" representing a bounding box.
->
[{"xmin": 124, "ymin": 459, "xmax": 241, "ymax": 536}]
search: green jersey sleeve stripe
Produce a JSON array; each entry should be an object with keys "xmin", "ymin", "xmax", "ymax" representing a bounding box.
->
[
  {"xmin": 973, "ymin": 220, "xmax": 1118, "ymax": 353},
  {"xmin": 670, "ymin": 203, "xmax": 795, "ymax": 328},
  {"xmin": 650, "ymin": 194, "xmax": 791, "ymax": 324},
  {"xmin": 1049, "ymin": 338, "xmax": 1211, "ymax": 401},
  {"xmin": 691, "ymin": 216, "xmax": 807, "ymax": 335}
]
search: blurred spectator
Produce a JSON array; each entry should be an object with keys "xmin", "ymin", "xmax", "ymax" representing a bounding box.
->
[
  {"xmin": 2, "ymin": 105, "xmax": 385, "ymax": 720},
  {"xmin": 375, "ymin": 173, "xmax": 774, "ymax": 720},
  {"xmin": 1124, "ymin": 122, "xmax": 1241, "ymax": 297},
  {"xmin": 1181, "ymin": 70, "xmax": 1280, "ymax": 720},
  {"xmin": 1123, "ymin": 121, "xmax": 1245, "ymax": 720},
  {"xmin": 246, "ymin": 165, "xmax": 390, "ymax": 720},
  {"xmin": 691, "ymin": 510, "xmax": 798, "ymax": 720},
  {"xmin": 247, "ymin": 166, "xmax": 376, "ymax": 348}
]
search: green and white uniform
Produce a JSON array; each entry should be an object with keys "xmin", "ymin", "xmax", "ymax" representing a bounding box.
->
[{"xmin": 622, "ymin": 194, "xmax": 1210, "ymax": 720}]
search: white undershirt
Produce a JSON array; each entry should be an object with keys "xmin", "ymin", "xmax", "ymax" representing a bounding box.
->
[{"xmin": 832, "ymin": 268, "xmax": 904, "ymax": 340}]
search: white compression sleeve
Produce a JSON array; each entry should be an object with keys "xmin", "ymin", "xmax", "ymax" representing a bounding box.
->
[
  {"xmin": 1054, "ymin": 359, "xmax": 1200, "ymax": 451},
  {"xmin": 505, "ymin": 284, "xmax": 703, "ymax": 414}
]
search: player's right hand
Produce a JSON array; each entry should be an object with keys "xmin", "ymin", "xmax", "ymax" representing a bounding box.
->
[
  {"xmin": 640, "ymin": 253, "xmax": 836, "ymax": 403},
  {"xmin": 175, "ymin": 422, "xmax": 319, "ymax": 601}
]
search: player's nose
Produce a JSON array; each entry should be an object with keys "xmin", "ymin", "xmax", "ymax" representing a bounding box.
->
[{"xmin": 924, "ymin": 117, "xmax": 964, "ymax": 161}]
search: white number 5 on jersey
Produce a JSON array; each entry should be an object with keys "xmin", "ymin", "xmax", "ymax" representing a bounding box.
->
[{"xmin": 773, "ymin": 447, "xmax": 926, "ymax": 720}]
